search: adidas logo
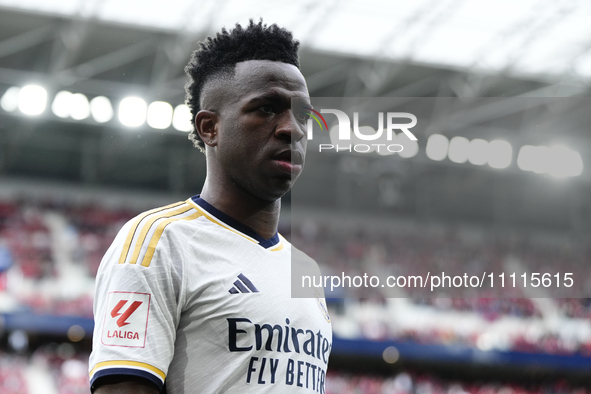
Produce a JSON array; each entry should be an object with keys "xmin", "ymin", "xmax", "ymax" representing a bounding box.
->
[{"xmin": 228, "ymin": 273, "xmax": 259, "ymax": 294}]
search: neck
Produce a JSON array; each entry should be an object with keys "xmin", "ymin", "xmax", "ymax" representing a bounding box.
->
[{"xmin": 199, "ymin": 177, "xmax": 281, "ymax": 240}]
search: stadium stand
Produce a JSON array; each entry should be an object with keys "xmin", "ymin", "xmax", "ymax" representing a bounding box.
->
[
  {"xmin": 326, "ymin": 371, "xmax": 588, "ymax": 394},
  {"xmin": 1, "ymin": 194, "xmax": 591, "ymax": 392},
  {"xmin": 0, "ymin": 352, "xmax": 28, "ymax": 394}
]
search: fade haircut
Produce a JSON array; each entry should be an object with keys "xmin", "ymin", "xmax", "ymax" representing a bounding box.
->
[{"xmin": 184, "ymin": 20, "xmax": 300, "ymax": 152}]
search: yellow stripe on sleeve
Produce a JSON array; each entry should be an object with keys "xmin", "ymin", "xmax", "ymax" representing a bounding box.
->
[
  {"xmin": 128, "ymin": 203, "xmax": 192, "ymax": 265},
  {"xmin": 118, "ymin": 201, "xmax": 185, "ymax": 265},
  {"xmin": 140, "ymin": 211, "xmax": 204, "ymax": 267},
  {"xmin": 89, "ymin": 360, "xmax": 166, "ymax": 381}
]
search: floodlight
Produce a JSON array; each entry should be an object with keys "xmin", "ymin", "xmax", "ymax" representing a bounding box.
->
[
  {"xmin": 18, "ymin": 85, "xmax": 47, "ymax": 115},
  {"xmin": 517, "ymin": 145, "xmax": 535, "ymax": 171},
  {"xmin": 147, "ymin": 101, "xmax": 173, "ymax": 129},
  {"xmin": 468, "ymin": 138, "xmax": 488, "ymax": 166},
  {"xmin": 425, "ymin": 134, "xmax": 448, "ymax": 161},
  {"xmin": 69, "ymin": 93, "xmax": 90, "ymax": 120},
  {"xmin": 1, "ymin": 87, "xmax": 20, "ymax": 112},
  {"xmin": 119, "ymin": 97, "xmax": 147, "ymax": 127},
  {"xmin": 531, "ymin": 146, "xmax": 550, "ymax": 174},
  {"xmin": 518, "ymin": 144, "xmax": 583, "ymax": 177},
  {"xmin": 52, "ymin": 91, "xmax": 72, "ymax": 118},
  {"xmin": 487, "ymin": 140, "xmax": 512, "ymax": 169},
  {"xmin": 448, "ymin": 136, "xmax": 469, "ymax": 163},
  {"xmin": 569, "ymin": 151, "xmax": 584, "ymax": 177},
  {"xmin": 397, "ymin": 135, "xmax": 419, "ymax": 158},
  {"xmin": 172, "ymin": 104, "xmax": 192, "ymax": 132},
  {"xmin": 90, "ymin": 96, "xmax": 113, "ymax": 123},
  {"xmin": 548, "ymin": 145, "xmax": 583, "ymax": 177}
]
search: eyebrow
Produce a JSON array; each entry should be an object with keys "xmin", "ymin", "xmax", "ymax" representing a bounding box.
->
[
  {"xmin": 246, "ymin": 92, "xmax": 288, "ymax": 105},
  {"xmin": 245, "ymin": 91, "xmax": 311, "ymax": 108}
]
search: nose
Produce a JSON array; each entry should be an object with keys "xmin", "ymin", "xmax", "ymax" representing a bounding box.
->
[{"xmin": 275, "ymin": 109, "xmax": 306, "ymax": 143}]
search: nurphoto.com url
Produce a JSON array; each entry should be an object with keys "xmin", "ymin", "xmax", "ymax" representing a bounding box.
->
[{"xmin": 302, "ymin": 272, "xmax": 574, "ymax": 292}]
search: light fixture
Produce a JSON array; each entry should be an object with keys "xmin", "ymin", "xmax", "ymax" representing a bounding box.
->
[
  {"xmin": 425, "ymin": 134, "xmax": 448, "ymax": 161},
  {"xmin": 90, "ymin": 96, "xmax": 113, "ymax": 123},
  {"xmin": 397, "ymin": 135, "xmax": 419, "ymax": 158},
  {"xmin": 487, "ymin": 140, "xmax": 512, "ymax": 169},
  {"xmin": 518, "ymin": 145, "xmax": 583, "ymax": 177},
  {"xmin": 172, "ymin": 104, "xmax": 192, "ymax": 132},
  {"xmin": 550, "ymin": 146, "xmax": 583, "ymax": 177},
  {"xmin": 70, "ymin": 93, "xmax": 90, "ymax": 120},
  {"xmin": 468, "ymin": 138, "xmax": 488, "ymax": 166},
  {"xmin": 1, "ymin": 87, "xmax": 20, "ymax": 112},
  {"xmin": 18, "ymin": 85, "xmax": 47, "ymax": 116},
  {"xmin": 52, "ymin": 91, "xmax": 72, "ymax": 118},
  {"xmin": 517, "ymin": 145, "xmax": 535, "ymax": 171},
  {"xmin": 147, "ymin": 101, "xmax": 173, "ymax": 129},
  {"xmin": 530, "ymin": 146, "xmax": 550, "ymax": 174},
  {"xmin": 448, "ymin": 136, "xmax": 469, "ymax": 164},
  {"xmin": 119, "ymin": 97, "xmax": 147, "ymax": 127}
]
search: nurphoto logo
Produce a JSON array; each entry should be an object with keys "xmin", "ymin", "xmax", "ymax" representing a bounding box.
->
[{"xmin": 304, "ymin": 107, "xmax": 418, "ymax": 154}]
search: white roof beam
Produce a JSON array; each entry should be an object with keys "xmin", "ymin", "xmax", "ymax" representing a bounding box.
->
[{"xmin": 0, "ymin": 24, "xmax": 57, "ymax": 59}]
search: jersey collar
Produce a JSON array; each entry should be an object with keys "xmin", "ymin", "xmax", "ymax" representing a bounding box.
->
[{"xmin": 190, "ymin": 195, "xmax": 280, "ymax": 249}]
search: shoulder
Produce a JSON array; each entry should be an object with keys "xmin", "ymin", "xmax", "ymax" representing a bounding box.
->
[
  {"xmin": 289, "ymin": 241, "xmax": 319, "ymax": 269},
  {"xmin": 93, "ymin": 201, "xmax": 197, "ymax": 310},
  {"xmin": 109, "ymin": 199, "xmax": 206, "ymax": 268}
]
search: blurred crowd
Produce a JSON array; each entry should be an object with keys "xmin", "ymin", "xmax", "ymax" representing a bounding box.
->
[
  {"xmin": 0, "ymin": 198, "xmax": 135, "ymax": 317},
  {"xmin": 290, "ymin": 219, "xmax": 590, "ymax": 301},
  {"xmin": 1, "ymin": 197, "xmax": 591, "ymax": 357},
  {"xmin": 0, "ymin": 347, "xmax": 88, "ymax": 394},
  {"xmin": 289, "ymin": 219, "xmax": 591, "ymax": 356},
  {"xmin": 0, "ymin": 352, "xmax": 27, "ymax": 394},
  {"xmin": 326, "ymin": 371, "xmax": 587, "ymax": 394},
  {"xmin": 1, "ymin": 350, "xmax": 585, "ymax": 394}
]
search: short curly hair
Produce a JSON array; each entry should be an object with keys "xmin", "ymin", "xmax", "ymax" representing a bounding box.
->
[{"xmin": 184, "ymin": 20, "xmax": 300, "ymax": 152}]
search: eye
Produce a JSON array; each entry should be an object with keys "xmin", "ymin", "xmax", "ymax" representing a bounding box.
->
[
  {"xmin": 259, "ymin": 105, "xmax": 274, "ymax": 114},
  {"xmin": 294, "ymin": 110, "xmax": 311, "ymax": 124}
]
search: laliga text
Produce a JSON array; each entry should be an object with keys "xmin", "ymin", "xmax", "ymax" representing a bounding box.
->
[{"xmin": 302, "ymin": 272, "xmax": 574, "ymax": 292}]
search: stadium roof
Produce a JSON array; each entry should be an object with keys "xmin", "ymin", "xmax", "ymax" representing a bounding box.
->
[
  {"xmin": 0, "ymin": 1, "xmax": 590, "ymax": 231},
  {"xmin": 1, "ymin": 0, "xmax": 591, "ymax": 82}
]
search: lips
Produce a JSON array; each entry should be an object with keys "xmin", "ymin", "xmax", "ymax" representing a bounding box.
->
[
  {"xmin": 273, "ymin": 149, "xmax": 304, "ymax": 165},
  {"xmin": 272, "ymin": 149, "xmax": 304, "ymax": 176}
]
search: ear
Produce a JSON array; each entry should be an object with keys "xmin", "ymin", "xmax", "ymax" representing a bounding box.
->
[{"xmin": 195, "ymin": 110, "xmax": 219, "ymax": 147}]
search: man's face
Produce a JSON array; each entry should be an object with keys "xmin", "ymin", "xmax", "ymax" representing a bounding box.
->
[{"xmin": 211, "ymin": 60, "xmax": 309, "ymax": 202}]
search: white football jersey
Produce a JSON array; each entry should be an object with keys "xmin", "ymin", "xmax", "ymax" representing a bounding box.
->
[{"xmin": 89, "ymin": 196, "xmax": 332, "ymax": 393}]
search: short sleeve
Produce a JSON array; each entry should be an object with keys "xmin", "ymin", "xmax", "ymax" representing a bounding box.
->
[{"xmin": 89, "ymin": 205, "xmax": 185, "ymax": 392}]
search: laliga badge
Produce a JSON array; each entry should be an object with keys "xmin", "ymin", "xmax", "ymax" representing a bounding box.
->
[{"xmin": 101, "ymin": 291, "xmax": 151, "ymax": 348}]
